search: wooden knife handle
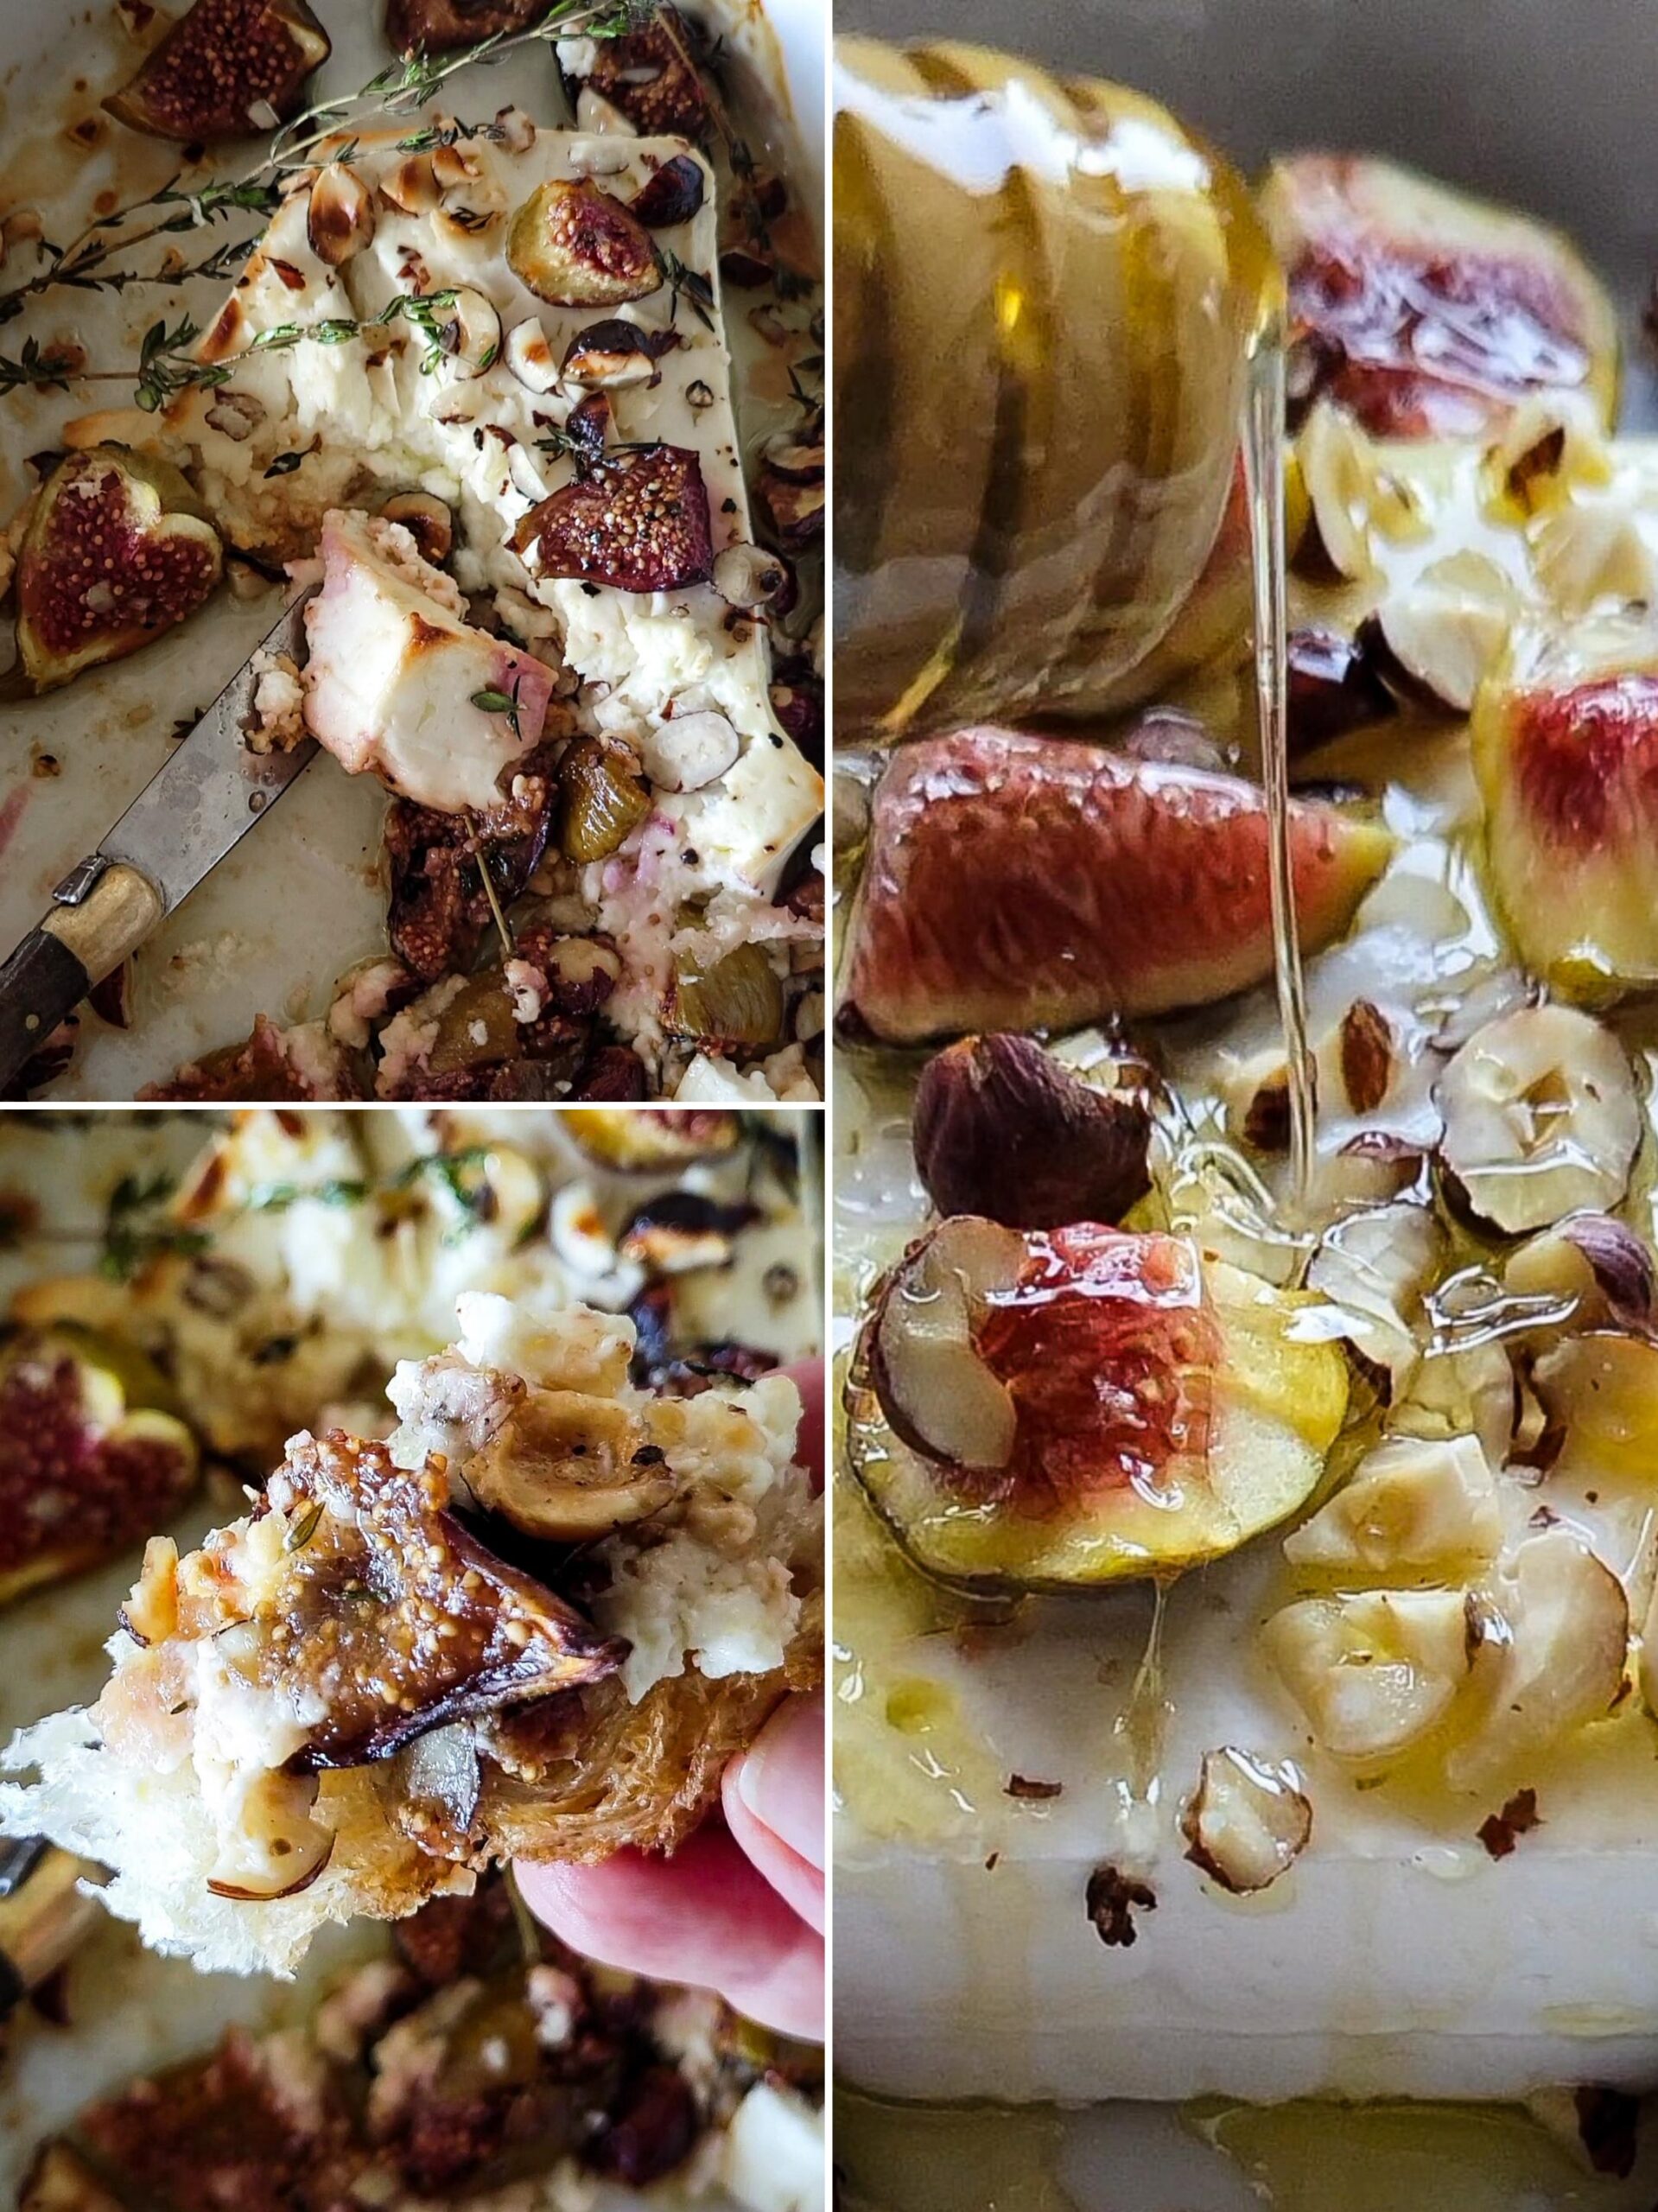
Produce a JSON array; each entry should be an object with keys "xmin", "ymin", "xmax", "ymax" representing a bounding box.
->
[{"xmin": 0, "ymin": 861, "xmax": 163, "ymax": 1095}]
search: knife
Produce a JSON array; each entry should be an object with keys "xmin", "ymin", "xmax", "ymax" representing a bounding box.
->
[
  {"xmin": 0, "ymin": 592, "xmax": 317, "ymax": 1093},
  {"xmin": 0, "ymin": 1839, "xmax": 102, "ymax": 2015}
]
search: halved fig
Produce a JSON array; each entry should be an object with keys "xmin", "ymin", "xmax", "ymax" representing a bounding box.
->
[
  {"xmin": 562, "ymin": 1108, "xmax": 740, "ymax": 1171},
  {"xmin": 518, "ymin": 445, "xmax": 712, "ymax": 594},
  {"xmin": 386, "ymin": 0, "xmax": 542, "ymax": 54},
  {"xmin": 631, "ymin": 153, "xmax": 706, "ymax": 230},
  {"xmin": 1263, "ymin": 1587, "xmax": 1487, "ymax": 1763},
  {"xmin": 506, "ymin": 180, "xmax": 660, "ymax": 308},
  {"xmin": 1281, "ymin": 1433, "xmax": 1501, "ymax": 1573},
  {"xmin": 911, "ymin": 1033, "xmax": 1152, "ymax": 1230},
  {"xmin": 1445, "ymin": 1532, "xmax": 1629, "ymax": 1791},
  {"xmin": 1180, "ymin": 1747, "xmax": 1312, "ymax": 1896},
  {"xmin": 838, "ymin": 730, "xmax": 1393, "ymax": 1045},
  {"xmin": 856, "ymin": 1220, "xmax": 1348, "ymax": 1592},
  {"xmin": 105, "ymin": 0, "xmax": 329, "ymax": 141},
  {"xmin": 238, "ymin": 1431, "xmax": 624, "ymax": 1768},
  {"xmin": 16, "ymin": 446, "xmax": 221, "ymax": 692},
  {"xmin": 1435, "ymin": 1004, "xmax": 1640, "ymax": 1235},
  {"xmin": 1260, "ymin": 154, "xmax": 1618, "ymax": 437},
  {"xmin": 561, "ymin": 318, "xmax": 682, "ymax": 389},
  {"xmin": 577, "ymin": 9, "xmax": 710, "ymax": 141},
  {"xmin": 0, "ymin": 1328, "xmax": 199, "ymax": 1605},
  {"xmin": 465, "ymin": 1391, "xmax": 677, "ymax": 1541},
  {"xmin": 1471, "ymin": 623, "xmax": 1658, "ymax": 1000}
]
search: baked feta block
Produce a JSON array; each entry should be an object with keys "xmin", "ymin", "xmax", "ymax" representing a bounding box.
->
[{"xmin": 303, "ymin": 508, "xmax": 558, "ymax": 810}]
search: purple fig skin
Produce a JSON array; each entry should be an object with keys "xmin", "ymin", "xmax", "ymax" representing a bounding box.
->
[{"xmin": 104, "ymin": 0, "xmax": 330, "ymax": 143}]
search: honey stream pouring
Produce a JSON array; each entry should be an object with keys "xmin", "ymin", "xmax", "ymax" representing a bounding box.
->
[{"xmin": 832, "ymin": 36, "xmax": 1315, "ymax": 1185}]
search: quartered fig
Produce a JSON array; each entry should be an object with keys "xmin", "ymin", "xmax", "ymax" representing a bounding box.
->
[
  {"xmin": 562, "ymin": 1108, "xmax": 740, "ymax": 1172},
  {"xmin": 16, "ymin": 446, "xmax": 221, "ymax": 692},
  {"xmin": 0, "ymin": 1328, "xmax": 198, "ymax": 1606},
  {"xmin": 1260, "ymin": 153, "xmax": 1618, "ymax": 436},
  {"xmin": 630, "ymin": 153, "xmax": 707, "ymax": 229},
  {"xmin": 518, "ymin": 444, "xmax": 713, "ymax": 594},
  {"xmin": 104, "ymin": 0, "xmax": 330, "ymax": 141},
  {"xmin": 561, "ymin": 317, "xmax": 682, "ymax": 390},
  {"xmin": 506, "ymin": 179, "xmax": 661, "ymax": 308},
  {"xmin": 576, "ymin": 9, "xmax": 710, "ymax": 142},
  {"xmin": 385, "ymin": 0, "xmax": 543, "ymax": 54},
  {"xmin": 839, "ymin": 730, "xmax": 1392, "ymax": 1045},
  {"xmin": 1435, "ymin": 1003, "xmax": 1640, "ymax": 1235},
  {"xmin": 1472, "ymin": 622, "xmax": 1658, "ymax": 1001},
  {"xmin": 856, "ymin": 1220, "xmax": 1348, "ymax": 1592},
  {"xmin": 1286, "ymin": 625, "xmax": 1396, "ymax": 753},
  {"xmin": 911, "ymin": 1033, "xmax": 1152, "ymax": 1230}
]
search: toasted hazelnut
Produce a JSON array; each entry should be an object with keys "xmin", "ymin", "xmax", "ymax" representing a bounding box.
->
[
  {"xmin": 1180, "ymin": 1747, "xmax": 1312, "ymax": 1895},
  {"xmin": 912, "ymin": 1033, "xmax": 1153, "ymax": 1230},
  {"xmin": 380, "ymin": 491, "xmax": 453, "ymax": 566},
  {"xmin": 307, "ymin": 162, "xmax": 375, "ymax": 266}
]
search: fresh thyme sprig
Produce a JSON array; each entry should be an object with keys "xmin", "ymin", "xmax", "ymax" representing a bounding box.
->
[{"xmin": 658, "ymin": 249, "xmax": 715, "ymax": 333}]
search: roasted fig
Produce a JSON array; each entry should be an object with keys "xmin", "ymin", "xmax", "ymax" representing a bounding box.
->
[
  {"xmin": 562, "ymin": 1108, "xmax": 740, "ymax": 1171},
  {"xmin": 911, "ymin": 1033, "xmax": 1152, "ymax": 1229},
  {"xmin": 667, "ymin": 944, "xmax": 785, "ymax": 1051},
  {"xmin": 0, "ymin": 1328, "xmax": 198, "ymax": 1605},
  {"xmin": 518, "ymin": 444, "xmax": 713, "ymax": 594},
  {"xmin": 104, "ymin": 0, "xmax": 330, "ymax": 141},
  {"xmin": 577, "ymin": 9, "xmax": 710, "ymax": 141},
  {"xmin": 1471, "ymin": 622, "xmax": 1658, "ymax": 1001},
  {"xmin": 630, "ymin": 153, "xmax": 707, "ymax": 229},
  {"xmin": 1261, "ymin": 154, "xmax": 1618, "ymax": 436},
  {"xmin": 143, "ymin": 1014, "xmax": 353, "ymax": 1101},
  {"xmin": 386, "ymin": 757, "xmax": 557, "ymax": 982},
  {"xmin": 839, "ymin": 730, "xmax": 1392, "ymax": 1045},
  {"xmin": 506, "ymin": 179, "xmax": 661, "ymax": 308},
  {"xmin": 385, "ymin": 0, "xmax": 543, "ymax": 54},
  {"xmin": 1286, "ymin": 624, "xmax": 1397, "ymax": 753},
  {"xmin": 561, "ymin": 318, "xmax": 682, "ymax": 390},
  {"xmin": 16, "ymin": 446, "xmax": 221, "ymax": 692},
  {"xmin": 557, "ymin": 734, "xmax": 651, "ymax": 861},
  {"xmin": 855, "ymin": 1219, "xmax": 1348, "ymax": 1592}
]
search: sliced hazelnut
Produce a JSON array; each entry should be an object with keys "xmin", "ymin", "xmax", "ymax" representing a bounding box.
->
[
  {"xmin": 1369, "ymin": 552, "xmax": 1519, "ymax": 715},
  {"xmin": 1263, "ymin": 1587, "xmax": 1488, "ymax": 1763},
  {"xmin": 307, "ymin": 162, "xmax": 375, "ymax": 267},
  {"xmin": 504, "ymin": 316, "xmax": 561, "ymax": 395},
  {"xmin": 1305, "ymin": 1199, "xmax": 1444, "ymax": 1397},
  {"xmin": 429, "ymin": 285, "xmax": 501, "ymax": 379},
  {"xmin": 205, "ymin": 1769, "xmax": 334, "ymax": 1901},
  {"xmin": 380, "ymin": 154, "xmax": 441, "ymax": 215},
  {"xmin": 1180, "ymin": 1748, "xmax": 1312, "ymax": 1896},
  {"xmin": 1503, "ymin": 1212, "xmax": 1656, "ymax": 1339},
  {"xmin": 1282, "ymin": 1433, "xmax": 1501, "ymax": 1572},
  {"xmin": 560, "ymin": 316, "xmax": 681, "ymax": 389},
  {"xmin": 1436, "ymin": 1005, "xmax": 1641, "ymax": 1235},
  {"xmin": 712, "ymin": 541, "xmax": 788, "ymax": 610},
  {"xmin": 1445, "ymin": 1532, "xmax": 1629, "ymax": 1792},
  {"xmin": 465, "ymin": 1389, "xmax": 676, "ymax": 1542},
  {"xmin": 869, "ymin": 1216, "xmax": 1026, "ymax": 1471},
  {"xmin": 911, "ymin": 1033, "xmax": 1153, "ymax": 1230},
  {"xmin": 380, "ymin": 491, "xmax": 453, "ymax": 566},
  {"xmin": 494, "ymin": 104, "xmax": 537, "ymax": 154}
]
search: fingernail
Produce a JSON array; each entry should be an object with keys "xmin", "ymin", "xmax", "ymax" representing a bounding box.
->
[{"xmin": 734, "ymin": 1694, "xmax": 823, "ymax": 1869}]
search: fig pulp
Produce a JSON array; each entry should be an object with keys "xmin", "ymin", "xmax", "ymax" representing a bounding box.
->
[
  {"xmin": 16, "ymin": 447, "xmax": 221, "ymax": 692},
  {"xmin": 0, "ymin": 1329, "xmax": 198, "ymax": 1604},
  {"xmin": 1261, "ymin": 155, "xmax": 1618, "ymax": 436},
  {"xmin": 1472, "ymin": 625, "xmax": 1658, "ymax": 1000},
  {"xmin": 859, "ymin": 1221, "xmax": 1347, "ymax": 1592},
  {"xmin": 839, "ymin": 729, "xmax": 1392, "ymax": 1044},
  {"xmin": 104, "ymin": 0, "xmax": 330, "ymax": 142}
]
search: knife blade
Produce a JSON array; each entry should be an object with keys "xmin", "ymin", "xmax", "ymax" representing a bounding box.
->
[{"xmin": 0, "ymin": 591, "xmax": 317, "ymax": 1093}]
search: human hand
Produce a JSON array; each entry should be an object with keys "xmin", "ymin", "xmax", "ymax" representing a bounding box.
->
[{"xmin": 515, "ymin": 1360, "xmax": 824, "ymax": 2040}]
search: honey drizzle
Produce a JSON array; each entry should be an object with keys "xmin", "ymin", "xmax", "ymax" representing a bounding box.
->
[{"xmin": 1242, "ymin": 319, "xmax": 1318, "ymax": 1214}]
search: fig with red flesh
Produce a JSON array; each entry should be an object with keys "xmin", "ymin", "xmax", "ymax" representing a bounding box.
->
[
  {"xmin": 1471, "ymin": 626, "xmax": 1658, "ymax": 1001},
  {"xmin": 104, "ymin": 0, "xmax": 330, "ymax": 142},
  {"xmin": 857, "ymin": 1219, "xmax": 1348, "ymax": 1592},
  {"xmin": 838, "ymin": 729, "xmax": 1393, "ymax": 1045},
  {"xmin": 580, "ymin": 10, "xmax": 710, "ymax": 142},
  {"xmin": 1261, "ymin": 155, "xmax": 1617, "ymax": 437},
  {"xmin": 16, "ymin": 446, "xmax": 221, "ymax": 693},
  {"xmin": 505, "ymin": 180, "xmax": 661, "ymax": 309},
  {"xmin": 517, "ymin": 445, "xmax": 713, "ymax": 594},
  {"xmin": 0, "ymin": 1328, "xmax": 198, "ymax": 1606}
]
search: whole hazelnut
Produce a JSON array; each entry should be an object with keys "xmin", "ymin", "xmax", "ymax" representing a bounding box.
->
[{"xmin": 912, "ymin": 1033, "xmax": 1153, "ymax": 1230}]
